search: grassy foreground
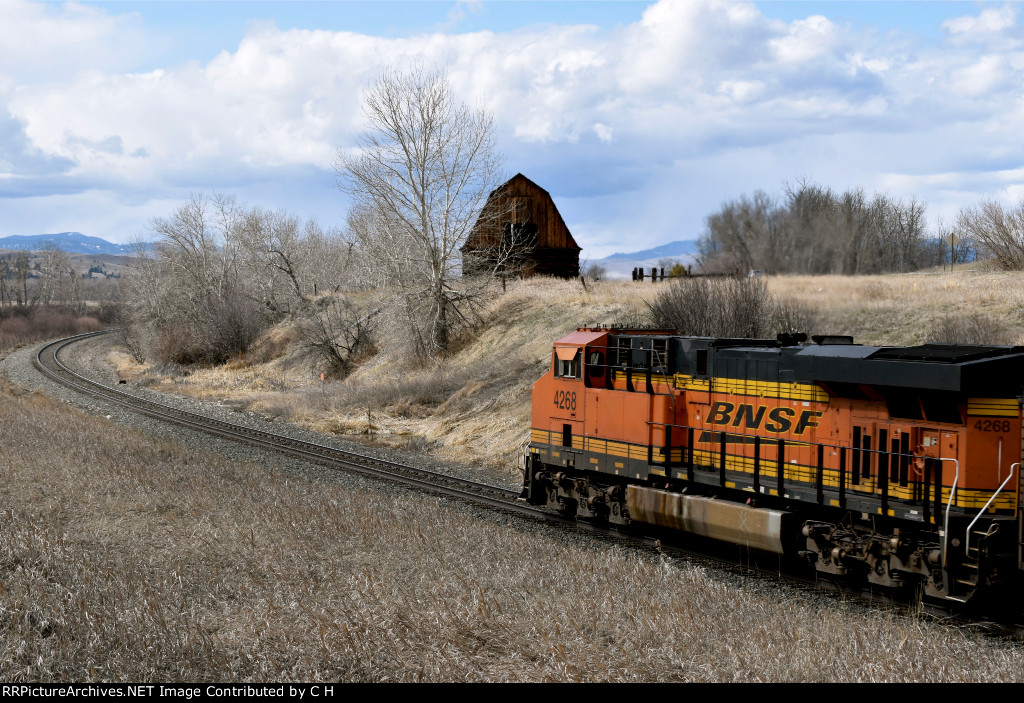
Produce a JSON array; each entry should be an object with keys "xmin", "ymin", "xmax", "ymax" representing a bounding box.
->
[{"xmin": 2, "ymin": 382, "xmax": 1024, "ymax": 682}]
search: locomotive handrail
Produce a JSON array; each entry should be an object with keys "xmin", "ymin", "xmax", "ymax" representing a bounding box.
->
[
  {"xmin": 645, "ymin": 419, "xmax": 950, "ymax": 512},
  {"xmin": 941, "ymin": 458, "xmax": 961, "ymax": 568},
  {"xmin": 646, "ymin": 420, "xmax": 935, "ymax": 462},
  {"xmin": 516, "ymin": 433, "xmax": 531, "ymax": 472},
  {"xmin": 964, "ymin": 462, "xmax": 1018, "ymax": 560}
]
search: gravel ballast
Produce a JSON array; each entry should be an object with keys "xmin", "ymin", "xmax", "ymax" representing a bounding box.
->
[{"xmin": 2, "ymin": 333, "xmax": 522, "ymax": 494}]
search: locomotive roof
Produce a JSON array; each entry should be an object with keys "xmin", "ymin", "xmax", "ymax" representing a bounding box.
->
[
  {"xmin": 789, "ymin": 342, "xmax": 1024, "ymax": 393},
  {"xmin": 561, "ymin": 329, "xmax": 1024, "ymax": 394},
  {"xmin": 554, "ymin": 329, "xmax": 609, "ymax": 346}
]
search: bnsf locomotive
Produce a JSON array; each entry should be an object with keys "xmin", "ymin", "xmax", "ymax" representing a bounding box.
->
[{"xmin": 522, "ymin": 328, "xmax": 1024, "ymax": 607}]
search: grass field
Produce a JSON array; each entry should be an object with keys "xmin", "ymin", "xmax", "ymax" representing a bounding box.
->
[
  {"xmin": 110, "ymin": 267, "xmax": 1024, "ymax": 480},
  {"xmin": 2, "ymin": 381, "xmax": 1024, "ymax": 682}
]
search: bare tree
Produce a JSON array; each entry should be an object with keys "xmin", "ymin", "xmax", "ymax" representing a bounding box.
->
[
  {"xmin": 0, "ymin": 256, "xmax": 9, "ymax": 306},
  {"xmin": 298, "ymin": 295, "xmax": 377, "ymax": 378},
  {"xmin": 935, "ymin": 217, "xmax": 972, "ymax": 266},
  {"xmin": 37, "ymin": 243, "xmax": 72, "ymax": 306},
  {"xmin": 336, "ymin": 66, "xmax": 504, "ymax": 360},
  {"xmin": 122, "ymin": 193, "xmax": 267, "ymax": 364},
  {"xmin": 582, "ymin": 261, "xmax": 607, "ymax": 282},
  {"xmin": 10, "ymin": 252, "xmax": 31, "ymax": 305},
  {"xmin": 955, "ymin": 199, "xmax": 1024, "ymax": 270},
  {"xmin": 700, "ymin": 181, "xmax": 938, "ymax": 275},
  {"xmin": 121, "ymin": 192, "xmax": 361, "ymax": 365}
]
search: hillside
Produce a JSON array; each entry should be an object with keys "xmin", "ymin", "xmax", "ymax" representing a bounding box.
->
[
  {"xmin": 0, "ymin": 232, "xmax": 134, "ymax": 255},
  {"xmin": 108, "ymin": 268, "xmax": 1024, "ymax": 480}
]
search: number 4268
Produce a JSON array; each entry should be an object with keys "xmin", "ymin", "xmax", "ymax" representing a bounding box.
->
[
  {"xmin": 975, "ymin": 419, "xmax": 1011, "ymax": 432},
  {"xmin": 554, "ymin": 390, "xmax": 576, "ymax": 411}
]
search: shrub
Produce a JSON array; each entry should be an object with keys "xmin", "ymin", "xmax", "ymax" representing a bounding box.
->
[
  {"xmin": 647, "ymin": 277, "xmax": 770, "ymax": 337},
  {"xmin": 0, "ymin": 306, "xmax": 104, "ymax": 353},
  {"xmin": 151, "ymin": 325, "xmax": 207, "ymax": 365},
  {"xmin": 931, "ymin": 313, "xmax": 1017, "ymax": 345},
  {"xmin": 201, "ymin": 286, "xmax": 269, "ymax": 363},
  {"xmin": 298, "ymin": 295, "xmax": 377, "ymax": 379},
  {"xmin": 646, "ymin": 277, "xmax": 819, "ymax": 339}
]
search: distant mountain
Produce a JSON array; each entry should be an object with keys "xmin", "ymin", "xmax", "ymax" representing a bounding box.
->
[
  {"xmin": 0, "ymin": 232, "xmax": 133, "ymax": 256},
  {"xmin": 600, "ymin": 239, "xmax": 699, "ymax": 261},
  {"xmin": 592, "ymin": 239, "xmax": 700, "ymax": 279}
]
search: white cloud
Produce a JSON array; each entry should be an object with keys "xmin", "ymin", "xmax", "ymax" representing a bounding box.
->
[
  {"xmin": 4, "ymin": 0, "xmax": 1024, "ymax": 254},
  {"xmin": 718, "ymin": 80, "xmax": 763, "ymax": 102},
  {"xmin": 770, "ymin": 15, "xmax": 838, "ymax": 64},
  {"xmin": 943, "ymin": 6, "xmax": 1017, "ymax": 37},
  {"xmin": 0, "ymin": 1, "xmax": 150, "ymax": 81},
  {"xmin": 947, "ymin": 54, "xmax": 1010, "ymax": 97}
]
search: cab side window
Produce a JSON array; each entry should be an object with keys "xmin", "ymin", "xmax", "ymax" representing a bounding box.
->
[{"xmin": 553, "ymin": 349, "xmax": 581, "ymax": 379}]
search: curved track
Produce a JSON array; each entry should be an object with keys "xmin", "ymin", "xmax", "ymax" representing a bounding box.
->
[{"xmin": 34, "ymin": 331, "xmax": 542, "ymax": 518}]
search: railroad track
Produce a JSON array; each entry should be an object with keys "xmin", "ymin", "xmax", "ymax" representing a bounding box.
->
[
  {"xmin": 34, "ymin": 330, "xmax": 542, "ymax": 519},
  {"xmin": 32, "ymin": 331, "xmax": 1024, "ymax": 636}
]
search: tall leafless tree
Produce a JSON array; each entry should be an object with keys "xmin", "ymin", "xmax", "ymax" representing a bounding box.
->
[
  {"xmin": 13, "ymin": 252, "xmax": 31, "ymax": 306},
  {"xmin": 336, "ymin": 66, "xmax": 504, "ymax": 360}
]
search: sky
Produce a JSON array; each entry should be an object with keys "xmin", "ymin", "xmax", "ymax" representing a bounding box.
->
[{"xmin": 1, "ymin": 0, "xmax": 1023, "ymax": 258}]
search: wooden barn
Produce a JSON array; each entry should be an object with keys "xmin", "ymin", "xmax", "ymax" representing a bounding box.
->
[{"xmin": 461, "ymin": 173, "xmax": 581, "ymax": 279}]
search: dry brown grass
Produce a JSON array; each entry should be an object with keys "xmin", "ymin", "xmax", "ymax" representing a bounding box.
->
[
  {"xmin": 2, "ymin": 382, "xmax": 1023, "ymax": 682},
  {"xmin": 109, "ymin": 270, "xmax": 1024, "ymax": 478},
  {"xmin": 768, "ymin": 266, "xmax": 1024, "ymax": 346}
]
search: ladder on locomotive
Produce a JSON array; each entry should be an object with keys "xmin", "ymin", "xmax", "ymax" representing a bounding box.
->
[{"xmin": 951, "ymin": 396, "xmax": 1023, "ymax": 599}]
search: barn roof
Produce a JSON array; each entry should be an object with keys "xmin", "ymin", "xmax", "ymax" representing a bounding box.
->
[{"xmin": 482, "ymin": 173, "xmax": 580, "ymax": 251}]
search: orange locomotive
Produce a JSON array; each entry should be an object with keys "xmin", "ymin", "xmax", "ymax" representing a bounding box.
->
[{"xmin": 522, "ymin": 328, "xmax": 1024, "ymax": 606}]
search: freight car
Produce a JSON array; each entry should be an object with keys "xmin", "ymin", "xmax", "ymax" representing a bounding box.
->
[{"xmin": 522, "ymin": 328, "xmax": 1024, "ymax": 608}]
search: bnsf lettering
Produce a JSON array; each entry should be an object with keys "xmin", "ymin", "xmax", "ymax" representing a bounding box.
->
[
  {"xmin": 708, "ymin": 401, "xmax": 733, "ymax": 424},
  {"xmin": 765, "ymin": 407, "xmax": 795, "ymax": 433},
  {"xmin": 794, "ymin": 410, "xmax": 823, "ymax": 434},
  {"xmin": 733, "ymin": 404, "xmax": 766, "ymax": 429},
  {"xmin": 707, "ymin": 401, "xmax": 822, "ymax": 436}
]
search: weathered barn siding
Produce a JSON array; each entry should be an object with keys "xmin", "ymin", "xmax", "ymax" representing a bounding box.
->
[{"xmin": 462, "ymin": 173, "xmax": 581, "ymax": 278}]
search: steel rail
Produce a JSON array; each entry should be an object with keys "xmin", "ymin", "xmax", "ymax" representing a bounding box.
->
[{"xmin": 34, "ymin": 331, "xmax": 535, "ymax": 516}]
